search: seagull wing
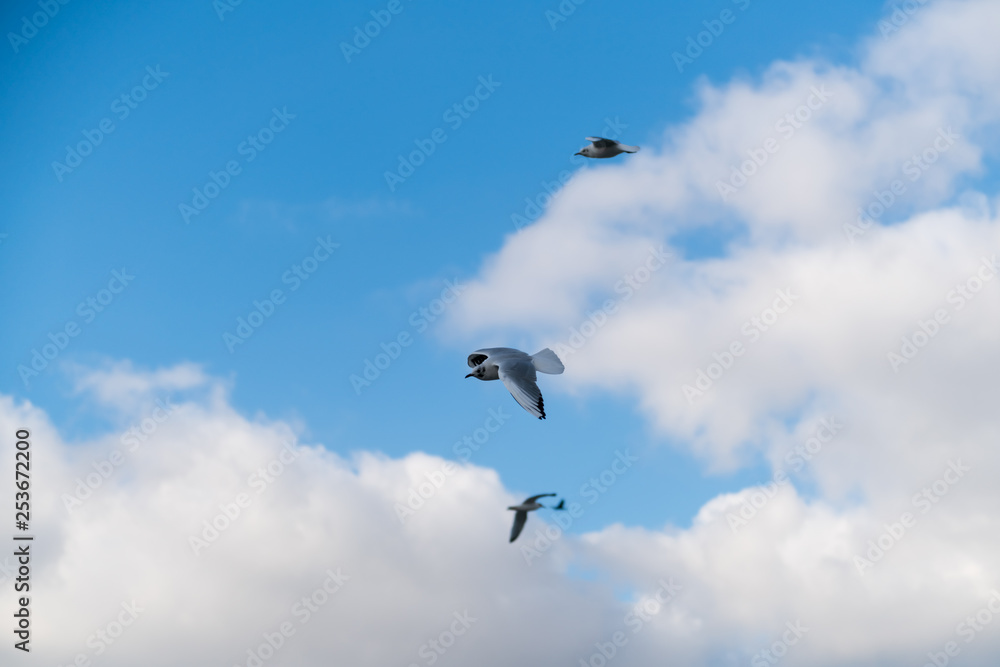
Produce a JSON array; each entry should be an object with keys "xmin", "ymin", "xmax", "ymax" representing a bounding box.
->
[
  {"xmin": 525, "ymin": 493, "xmax": 557, "ymax": 504},
  {"xmin": 586, "ymin": 136, "xmax": 614, "ymax": 147},
  {"xmin": 510, "ymin": 510, "xmax": 528, "ymax": 542},
  {"xmin": 468, "ymin": 347, "xmax": 526, "ymax": 368},
  {"xmin": 498, "ymin": 358, "xmax": 545, "ymax": 419}
]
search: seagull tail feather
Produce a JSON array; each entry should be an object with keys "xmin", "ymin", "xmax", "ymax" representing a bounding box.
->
[{"xmin": 531, "ymin": 348, "xmax": 565, "ymax": 375}]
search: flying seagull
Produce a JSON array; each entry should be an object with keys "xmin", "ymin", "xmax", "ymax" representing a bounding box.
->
[
  {"xmin": 466, "ymin": 347, "xmax": 565, "ymax": 419},
  {"xmin": 575, "ymin": 137, "xmax": 640, "ymax": 159},
  {"xmin": 508, "ymin": 493, "xmax": 556, "ymax": 543}
]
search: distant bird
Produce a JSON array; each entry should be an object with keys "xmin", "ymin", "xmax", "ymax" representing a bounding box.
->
[
  {"xmin": 508, "ymin": 493, "xmax": 556, "ymax": 542},
  {"xmin": 553, "ymin": 499, "xmax": 566, "ymax": 510},
  {"xmin": 576, "ymin": 137, "xmax": 640, "ymax": 159},
  {"xmin": 466, "ymin": 347, "xmax": 565, "ymax": 419}
]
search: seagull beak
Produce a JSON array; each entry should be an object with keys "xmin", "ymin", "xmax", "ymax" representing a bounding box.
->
[
  {"xmin": 574, "ymin": 151, "xmax": 583, "ymax": 156},
  {"xmin": 465, "ymin": 373, "xmax": 474, "ymax": 378}
]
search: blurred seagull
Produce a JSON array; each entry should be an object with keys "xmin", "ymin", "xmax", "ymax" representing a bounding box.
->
[
  {"xmin": 575, "ymin": 136, "xmax": 639, "ymax": 159},
  {"xmin": 466, "ymin": 347, "xmax": 565, "ymax": 419},
  {"xmin": 508, "ymin": 493, "xmax": 556, "ymax": 543}
]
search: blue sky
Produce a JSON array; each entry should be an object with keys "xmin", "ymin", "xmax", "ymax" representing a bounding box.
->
[{"xmin": 0, "ymin": 0, "xmax": 891, "ymax": 534}]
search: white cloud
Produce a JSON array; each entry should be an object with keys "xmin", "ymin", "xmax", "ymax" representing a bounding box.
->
[
  {"xmin": 68, "ymin": 360, "xmax": 210, "ymax": 414},
  {"xmin": 5, "ymin": 360, "xmax": 1000, "ymax": 666},
  {"xmin": 1, "ymin": 371, "xmax": 623, "ymax": 666}
]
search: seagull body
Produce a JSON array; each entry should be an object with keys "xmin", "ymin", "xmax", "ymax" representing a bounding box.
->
[
  {"xmin": 576, "ymin": 136, "xmax": 639, "ymax": 159},
  {"xmin": 508, "ymin": 493, "xmax": 556, "ymax": 542},
  {"xmin": 466, "ymin": 347, "xmax": 565, "ymax": 419}
]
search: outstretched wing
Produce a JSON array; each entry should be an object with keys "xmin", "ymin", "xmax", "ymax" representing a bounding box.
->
[
  {"xmin": 498, "ymin": 358, "xmax": 545, "ymax": 419},
  {"xmin": 586, "ymin": 136, "xmax": 614, "ymax": 148},
  {"xmin": 510, "ymin": 510, "xmax": 528, "ymax": 542},
  {"xmin": 525, "ymin": 493, "xmax": 557, "ymax": 504},
  {"xmin": 468, "ymin": 347, "xmax": 525, "ymax": 368}
]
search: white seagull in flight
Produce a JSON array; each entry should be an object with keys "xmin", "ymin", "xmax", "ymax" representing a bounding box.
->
[
  {"xmin": 508, "ymin": 493, "xmax": 556, "ymax": 543},
  {"xmin": 465, "ymin": 347, "xmax": 565, "ymax": 419},
  {"xmin": 575, "ymin": 136, "xmax": 640, "ymax": 159}
]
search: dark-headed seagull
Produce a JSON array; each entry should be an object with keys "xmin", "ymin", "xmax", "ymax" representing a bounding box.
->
[
  {"xmin": 508, "ymin": 493, "xmax": 556, "ymax": 543},
  {"xmin": 575, "ymin": 136, "xmax": 639, "ymax": 158},
  {"xmin": 465, "ymin": 347, "xmax": 564, "ymax": 419}
]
